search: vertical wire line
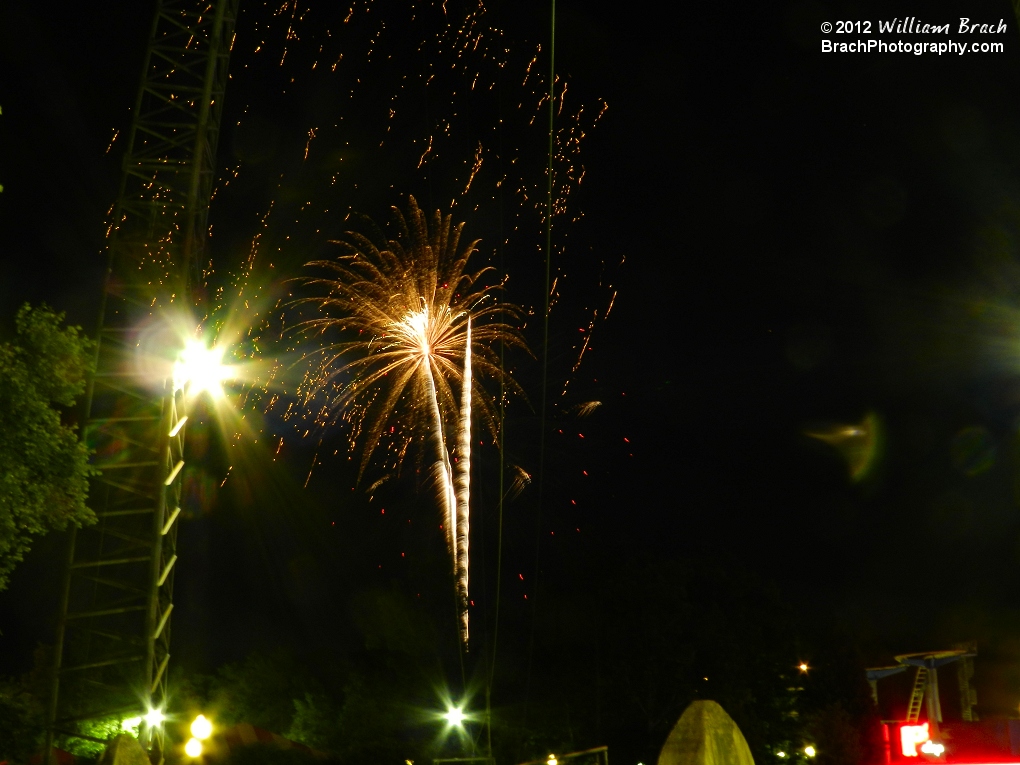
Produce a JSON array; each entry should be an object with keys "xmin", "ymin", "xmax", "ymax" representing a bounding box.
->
[
  {"xmin": 486, "ymin": 40, "xmax": 508, "ymax": 757},
  {"xmin": 525, "ymin": 0, "xmax": 556, "ymax": 712}
]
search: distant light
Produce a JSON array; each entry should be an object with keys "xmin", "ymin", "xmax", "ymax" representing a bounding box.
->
[
  {"xmin": 185, "ymin": 738, "xmax": 203, "ymax": 758},
  {"xmin": 777, "ymin": 753, "xmax": 787, "ymax": 759},
  {"xmin": 191, "ymin": 714, "xmax": 213, "ymax": 740},
  {"xmin": 443, "ymin": 706, "xmax": 466, "ymax": 727},
  {"xmin": 798, "ymin": 663, "xmax": 810, "ymax": 673},
  {"xmin": 144, "ymin": 709, "xmax": 165, "ymax": 728},
  {"xmin": 547, "ymin": 756, "xmax": 558, "ymax": 765},
  {"xmin": 121, "ymin": 716, "xmax": 142, "ymax": 732},
  {"xmin": 804, "ymin": 746, "xmax": 816, "ymax": 758}
]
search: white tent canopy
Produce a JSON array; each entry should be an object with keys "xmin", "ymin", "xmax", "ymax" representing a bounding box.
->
[{"xmin": 657, "ymin": 700, "xmax": 756, "ymax": 765}]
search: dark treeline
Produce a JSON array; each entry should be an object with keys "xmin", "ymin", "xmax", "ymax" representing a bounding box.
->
[{"xmin": 1, "ymin": 553, "xmax": 880, "ymax": 765}]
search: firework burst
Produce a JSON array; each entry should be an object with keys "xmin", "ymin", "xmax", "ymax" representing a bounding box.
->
[{"xmin": 294, "ymin": 196, "xmax": 526, "ymax": 643}]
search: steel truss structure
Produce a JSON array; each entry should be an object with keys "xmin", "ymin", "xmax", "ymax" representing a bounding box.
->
[{"xmin": 45, "ymin": 1, "xmax": 239, "ymax": 761}]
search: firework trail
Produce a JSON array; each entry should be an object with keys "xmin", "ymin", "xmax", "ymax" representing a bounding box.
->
[
  {"xmin": 199, "ymin": 2, "xmax": 616, "ymax": 489},
  {"xmin": 294, "ymin": 198, "xmax": 524, "ymax": 643},
  {"xmin": 454, "ymin": 318, "xmax": 472, "ymax": 643},
  {"xmin": 182, "ymin": 1, "xmax": 615, "ymax": 652},
  {"xmin": 420, "ymin": 329, "xmax": 457, "ymax": 561}
]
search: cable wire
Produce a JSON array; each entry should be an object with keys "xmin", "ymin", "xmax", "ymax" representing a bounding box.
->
[{"xmin": 524, "ymin": 0, "xmax": 556, "ymax": 716}]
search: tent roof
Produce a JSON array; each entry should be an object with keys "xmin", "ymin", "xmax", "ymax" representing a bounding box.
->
[{"xmin": 657, "ymin": 700, "xmax": 755, "ymax": 765}]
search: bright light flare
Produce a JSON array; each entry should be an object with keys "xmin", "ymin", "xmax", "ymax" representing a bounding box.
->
[
  {"xmin": 174, "ymin": 339, "xmax": 231, "ymax": 399},
  {"xmin": 443, "ymin": 706, "xmax": 467, "ymax": 727},
  {"xmin": 190, "ymin": 714, "xmax": 213, "ymax": 740},
  {"xmin": 395, "ymin": 307, "xmax": 434, "ymax": 357},
  {"xmin": 144, "ymin": 708, "xmax": 165, "ymax": 728},
  {"xmin": 804, "ymin": 746, "xmax": 817, "ymax": 758},
  {"xmin": 184, "ymin": 738, "xmax": 203, "ymax": 758},
  {"xmin": 798, "ymin": 662, "xmax": 810, "ymax": 673}
]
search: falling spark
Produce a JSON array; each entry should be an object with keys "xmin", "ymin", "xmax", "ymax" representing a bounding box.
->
[
  {"xmin": 571, "ymin": 400, "xmax": 601, "ymax": 418},
  {"xmin": 303, "ymin": 127, "xmax": 317, "ymax": 160},
  {"xmin": 462, "ymin": 141, "xmax": 484, "ymax": 195},
  {"xmin": 507, "ymin": 464, "xmax": 531, "ymax": 500}
]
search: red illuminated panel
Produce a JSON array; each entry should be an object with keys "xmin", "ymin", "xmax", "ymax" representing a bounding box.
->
[{"xmin": 900, "ymin": 724, "xmax": 929, "ymax": 757}]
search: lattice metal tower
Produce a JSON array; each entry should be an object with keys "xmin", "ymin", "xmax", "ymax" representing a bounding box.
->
[{"xmin": 45, "ymin": 1, "xmax": 239, "ymax": 760}]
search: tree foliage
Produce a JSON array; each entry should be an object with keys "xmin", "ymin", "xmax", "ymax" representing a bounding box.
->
[
  {"xmin": 174, "ymin": 588, "xmax": 444, "ymax": 764},
  {"xmin": 208, "ymin": 649, "xmax": 313, "ymax": 734},
  {"xmin": 0, "ymin": 303, "xmax": 95, "ymax": 590},
  {"xmin": 0, "ymin": 646, "xmax": 53, "ymax": 763},
  {"xmin": 0, "ymin": 676, "xmax": 44, "ymax": 763}
]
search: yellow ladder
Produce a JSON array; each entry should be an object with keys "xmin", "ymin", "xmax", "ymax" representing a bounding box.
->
[{"xmin": 906, "ymin": 667, "xmax": 928, "ymax": 722}]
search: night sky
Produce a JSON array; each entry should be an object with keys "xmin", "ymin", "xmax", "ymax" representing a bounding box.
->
[{"xmin": 6, "ymin": 0, "xmax": 1020, "ymax": 748}]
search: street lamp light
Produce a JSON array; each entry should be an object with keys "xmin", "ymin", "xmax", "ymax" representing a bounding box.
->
[
  {"xmin": 443, "ymin": 706, "xmax": 467, "ymax": 727},
  {"xmin": 173, "ymin": 338, "xmax": 231, "ymax": 399},
  {"xmin": 184, "ymin": 714, "xmax": 213, "ymax": 759},
  {"xmin": 191, "ymin": 714, "xmax": 213, "ymax": 740}
]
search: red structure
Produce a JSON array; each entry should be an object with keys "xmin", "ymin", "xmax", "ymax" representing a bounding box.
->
[
  {"xmin": 869, "ymin": 648, "xmax": 1020, "ymax": 764},
  {"xmin": 880, "ymin": 720, "xmax": 1020, "ymax": 763}
]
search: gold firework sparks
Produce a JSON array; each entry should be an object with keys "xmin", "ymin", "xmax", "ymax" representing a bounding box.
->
[
  {"xmin": 293, "ymin": 196, "xmax": 526, "ymax": 644},
  {"xmin": 294, "ymin": 196, "xmax": 526, "ymax": 477}
]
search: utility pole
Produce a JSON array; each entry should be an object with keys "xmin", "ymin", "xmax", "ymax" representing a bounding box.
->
[{"xmin": 45, "ymin": 1, "xmax": 239, "ymax": 761}]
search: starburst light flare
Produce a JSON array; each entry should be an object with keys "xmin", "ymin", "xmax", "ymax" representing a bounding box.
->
[
  {"xmin": 173, "ymin": 338, "xmax": 231, "ymax": 399},
  {"xmin": 294, "ymin": 197, "xmax": 526, "ymax": 645}
]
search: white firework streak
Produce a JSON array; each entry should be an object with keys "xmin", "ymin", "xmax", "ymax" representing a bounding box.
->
[
  {"xmin": 454, "ymin": 318, "xmax": 472, "ymax": 644},
  {"xmin": 422, "ymin": 353, "xmax": 456, "ymax": 561},
  {"xmin": 293, "ymin": 199, "xmax": 530, "ymax": 652}
]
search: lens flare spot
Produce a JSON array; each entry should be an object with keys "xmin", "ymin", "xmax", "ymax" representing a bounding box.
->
[{"xmin": 804, "ymin": 411, "xmax": 880, "ymax": 481}]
